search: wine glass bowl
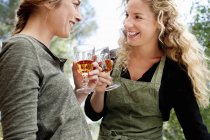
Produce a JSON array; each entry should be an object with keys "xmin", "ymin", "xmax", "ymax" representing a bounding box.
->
[
  {"xmin": 102, "ymin": 59, "xmax": 112, "ymax": 72},
  {"xmin": 96, "ymin": 52, "xmax": 112, "ymax": 72},
  {"xmin": 76, "ymin": 60, "xmax": 94, "ymax": 76}
]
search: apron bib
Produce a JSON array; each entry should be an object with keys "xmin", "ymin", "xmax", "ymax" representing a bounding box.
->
[{"xmin": 98, "ymin": 56, "xmax": 166, "ymax": 140}]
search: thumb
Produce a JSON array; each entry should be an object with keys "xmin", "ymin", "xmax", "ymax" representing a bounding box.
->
[{"xmin": 72, "ymin": 62, "xmax": 78, "ymax": 74}]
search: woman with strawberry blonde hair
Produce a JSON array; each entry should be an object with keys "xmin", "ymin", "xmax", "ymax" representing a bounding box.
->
[
  {"xmin": 0, "ymin": 0, "xmax": 101, "ymax": 139},
  {"xmin": 85, "ymin": 0, "xmax": 210, "ymax": 139}
]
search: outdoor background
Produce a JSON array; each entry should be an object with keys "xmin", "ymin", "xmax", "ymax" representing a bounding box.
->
[{"xmin": 0, "ymin": 0, "xmax": 209, "ymax": 140}]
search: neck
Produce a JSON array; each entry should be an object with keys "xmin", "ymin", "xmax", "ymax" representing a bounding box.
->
[
  {"xmin": 130, "ymin": 43, "xmax": 163, "ymax": 60},
  {"xmin": 20, "ymin": 14, "xmax": 53, "ymax": 48}
]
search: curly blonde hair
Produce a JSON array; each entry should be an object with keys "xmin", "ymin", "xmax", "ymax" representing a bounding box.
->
[{"xmin": 117, "ymin": 0, "xmax": 210, "ymax": 108}]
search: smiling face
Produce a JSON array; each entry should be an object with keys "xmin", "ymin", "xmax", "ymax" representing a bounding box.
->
[
  {"xmin": 123, "ymin": 0, "xmax": 159, "ymax": 47},
  {"xmin": 46, "ymin": 0, "xmax": 81, "ymax": 38}
]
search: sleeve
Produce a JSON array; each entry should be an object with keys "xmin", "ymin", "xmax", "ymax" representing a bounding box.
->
[
  {"xmin": 0, "ymin": 39, "xmax": 41, "ymax": 140},
  {"xmin": 172, "ymin": 68, "xmax": 210, "ymax": 140},
  {"xmin": 84, "ymin": 92, "xmax": 107, "ymax": 121}
]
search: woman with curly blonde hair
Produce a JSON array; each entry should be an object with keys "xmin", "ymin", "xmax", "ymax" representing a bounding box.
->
[{"xmin": 84, "ymin": 0, "xmax": 210, "ymax": 139}]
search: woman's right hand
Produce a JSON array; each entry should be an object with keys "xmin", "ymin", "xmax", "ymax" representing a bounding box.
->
[{"xmin": 94, "ymin": 71, "xmax": 112, "ymax": 94}]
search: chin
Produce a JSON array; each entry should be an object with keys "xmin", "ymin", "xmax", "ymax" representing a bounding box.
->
[
  {"xmin": 64, "ymin": 34, "xmax": 70, "ymax": 38},
  {"xmin": 59, "ymin": 33, "xmax": 70, "ymax": 38},
  {"xmin": 127, "ymin": 40, "xmax": 135, "ymax": 45},
  {"xmin": 127, "ymin": 41, "xmax": 140, "ymax": 47}
]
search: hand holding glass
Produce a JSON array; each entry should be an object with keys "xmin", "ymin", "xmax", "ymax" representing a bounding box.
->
[{"xmin": 96, "ymin": 47, "xmax": 120, "ymax": 91}]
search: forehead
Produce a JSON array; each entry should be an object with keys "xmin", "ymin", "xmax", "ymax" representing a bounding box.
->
[
  {"xmin": 126, "ymin": 0, "xmax": 156, "ymax": 20},
  {"xmin": 126, "ymin": 0, "xmax": 149, "ymax": 13}
]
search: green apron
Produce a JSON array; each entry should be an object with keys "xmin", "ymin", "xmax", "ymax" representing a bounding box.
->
[{"xmin": 98, "ymin": 56, "xmax": 166, "ymax": 140}]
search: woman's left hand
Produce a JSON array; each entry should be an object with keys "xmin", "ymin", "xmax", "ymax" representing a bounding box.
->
[
  {"xmin": 72, "ymin": 61, "xmax": 100, "ymax": 90},
  {"xmin": 72, "ymin": 61, "xmax": 101, "ymax": 104}
]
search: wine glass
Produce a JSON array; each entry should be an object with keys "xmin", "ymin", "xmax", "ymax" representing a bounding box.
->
[
  {"xmin": 74, "ymin": 44, "xmax": 95, "ymax": 94},
  {"xmin": 95, "ymin": 47, "xmax": 121, "ymax": 91}
]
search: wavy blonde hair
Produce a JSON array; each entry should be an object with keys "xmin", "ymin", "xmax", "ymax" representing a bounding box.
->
[
  {"xmin": 117, "ymin": 0, "xmax": 210, "ymax": 108},
  {"xmin": 13, "ymin": 0, "xmax": 62, "ymax": 35}
]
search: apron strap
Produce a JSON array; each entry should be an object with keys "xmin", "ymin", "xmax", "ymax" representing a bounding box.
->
[
  {"xmin": 111, "ymin": 61, "xmax": 122, "ymax": 81},
  {"xmin": 151, "ymin": 55, "xmax": 166, "ymax": 84}
]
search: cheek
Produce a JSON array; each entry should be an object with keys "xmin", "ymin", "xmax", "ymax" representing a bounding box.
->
[
  {"xmin": 51, "ymin": 19, "xmax": 66, "ymax": 34},
  {"xmin": 56, "ymin": 15, "xmax": 68, "ymax": 26},
  {"xmin": 142, "ymin": 22, "xmax": 157, "ymax": 32}
]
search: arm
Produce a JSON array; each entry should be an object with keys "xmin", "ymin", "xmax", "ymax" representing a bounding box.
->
[
  {"xmin": 0, "ymin": 39, "xmax": 40, "ymax": 139},
  {"xmin": 84, "ymin": 92, "xmax": 107, "ymax": 121},
  {"xmin": 84, "ymin": 71, "xmax": 111, "ymax": 121},
  {"xmin": 172, "ymin": 70, "xmax": 210, "ymax": 140},
  {"xmin": 89, "ymin": 71, "xmax": 111, "ymax": 113}
]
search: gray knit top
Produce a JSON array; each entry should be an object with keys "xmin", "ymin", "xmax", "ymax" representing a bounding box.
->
[{"xmin": 0, "ymin": 34, "xmax": 92, "ymax": 140}]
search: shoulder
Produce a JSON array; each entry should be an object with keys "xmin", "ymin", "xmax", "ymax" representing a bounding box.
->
[
  {"xmin": 163, "ymin": 57, "xmax": 192, "ymax": 91},
  {"xmin": 3, "ymin": 34, "xmax": 35, "ymax": 48},
  {"xmin": 1, "ymin": 35, "xmax": 42, "ymax": 66},
  {"xmin": 1, "ymin": 35, "xmax": 40, "ymax": 56},
  {"xmin": 164, "ymin": 57, "xmax": 188, "ymax": 77},
  {"xmin": 165, "ymin": 57, "xmax": 184, "ymax": 71}
]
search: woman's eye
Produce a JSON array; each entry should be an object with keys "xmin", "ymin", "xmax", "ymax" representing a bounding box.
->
[
  {"xmin": 73, "ymin": 3, "xmax": 79, "ymax": 9},
  {"xmin": 124, "ymin": 13, "xmax": 129, "ymax": 18},
  {"xmin": 135, "ymin": 15, "xmax": 143, "ymax": 19}
]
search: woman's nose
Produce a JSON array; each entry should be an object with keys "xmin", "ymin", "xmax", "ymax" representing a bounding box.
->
[
  {"xmin": 123, "ymin": 19, "xmax": 134, "ymax": 28},
  {"xmin": 75, "ymin": 12, "xmax": 82, "ymax": 22}
]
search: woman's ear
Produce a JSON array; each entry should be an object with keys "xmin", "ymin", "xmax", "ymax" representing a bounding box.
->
[{"xmin": 43, "ymin": 1, "xmax": 54, "ymax": 10}]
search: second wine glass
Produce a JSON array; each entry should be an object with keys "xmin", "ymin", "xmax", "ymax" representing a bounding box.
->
[{"xmin": 95, "ymin": 47, "xmax": 121, "ymax": 91}]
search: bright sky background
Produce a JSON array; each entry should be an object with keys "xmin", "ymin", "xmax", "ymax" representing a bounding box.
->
[
  {"xmin": 85, "ymin": 0, "xmax": 124, "ymax": 49},
  {"xmin": 85, "ymin": 0, "xmax": 208, "ymax": 50}
]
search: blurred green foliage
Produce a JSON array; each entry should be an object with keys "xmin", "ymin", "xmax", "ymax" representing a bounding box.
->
[
  {"xmin": 191, "ymin": 0, "xmax": 210, "ymax": 51},
  {"xmin": 0, "ymin": 0, "xmax": 19, "ymax": 39}
]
